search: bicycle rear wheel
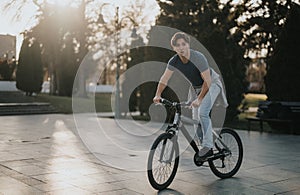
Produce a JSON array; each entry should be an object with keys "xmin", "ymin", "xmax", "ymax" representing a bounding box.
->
[
  {"xmin": 147, "ymin": 132, "xmax": 179, "ymax": 190},
  {"xmin": 209, "ymin": 128, "xmax": 243, "ymax": 178}
]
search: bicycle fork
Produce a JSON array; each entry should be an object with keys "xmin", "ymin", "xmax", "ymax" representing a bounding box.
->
[{"xmin": 159, "ymin": 136, "xmax": 176, "ymax": 164}]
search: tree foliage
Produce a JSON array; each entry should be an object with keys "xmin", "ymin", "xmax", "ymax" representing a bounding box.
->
[
  {"xmin": 236, "ymin": 0, "xmax": 294, "ymax": 58},
  {"xmin": 16, "ymin": 37, "xmax": 43, "ymax": 94},
  {"xmin": 265, "ymin": 3, "xmax": 300, "ymax": 101},
  {"xmin": 234, "ymin": 0, "xmax": 300, "ymax": 101}
]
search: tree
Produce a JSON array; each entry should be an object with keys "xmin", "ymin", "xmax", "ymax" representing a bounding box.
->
[
  {"xmin": 3, "ymin": 0, "xmax": 91, "ymax": 96},
  {"xmin": 233, "ymin": 0, "xmax": 300, "ymax": 100},
  {"xmin": 16, "ymin": 36, "xmax": 43, "ymax": 95},
  {"xmin": 29, "ymin": 2, "xmax": 89, "ymax": 96},
  {"xmin": 265, "ymin": 3, "xmax": 300, "ymax": 101}
]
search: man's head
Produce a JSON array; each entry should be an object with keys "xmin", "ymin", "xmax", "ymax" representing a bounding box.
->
[
  {"xmin": 171, "ymin": 32, "xmax": 190, "ymax": 47},
  {"xmin": 171, "ymin": 32, "xmax": 190, "ymax": 59}
]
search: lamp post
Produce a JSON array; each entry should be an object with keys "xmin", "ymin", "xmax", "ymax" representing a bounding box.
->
[
  {"xmin": 98, "ymin": 4, "xmax": 138, "ymax": 118},
  {"xmin": 115, "ymin": 6, "xmax": 121, "ymax": 118},
  {"xmin": 114, "ymin": 6, "xmax": 138, "ymax": 118}
]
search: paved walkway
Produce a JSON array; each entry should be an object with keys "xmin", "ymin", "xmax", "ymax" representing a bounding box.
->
[{"xmin": 0, "ymin": 114, "xmax": 300, "ymax": 194}]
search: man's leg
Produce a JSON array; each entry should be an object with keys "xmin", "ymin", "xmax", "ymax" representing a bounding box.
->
[
  {"xmin": 192, "ymin": 106, "xmax": 202, "ymax": 144},
  {"xmin": 189, "ymin": 87, "xmax": 202, "ymax": 141},
  {"xmin": 198, "ymin": 83, "xmax": 220, "ymax": 153},
  {"xmin": 192, "ymin": 106, "xmax": 198, "ymax": 132}
]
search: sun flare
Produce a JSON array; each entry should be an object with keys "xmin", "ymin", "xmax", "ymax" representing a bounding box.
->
[{"xmin": 46, "ymin": 0, "xmax": 76, "ymax": 7}]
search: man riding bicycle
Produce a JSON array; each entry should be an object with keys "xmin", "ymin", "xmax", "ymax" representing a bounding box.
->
[{"xmin": 153, "ymin": 32, "xmax": 228, "ymax": 160}]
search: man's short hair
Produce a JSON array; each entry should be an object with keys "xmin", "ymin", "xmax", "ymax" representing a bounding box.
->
[{"xmin": 171, "ymin": 32, "xmax": 190, "ymax": 47}]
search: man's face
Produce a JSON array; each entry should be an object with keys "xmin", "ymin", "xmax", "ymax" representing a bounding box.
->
[{"xmin": 173, "ymin": 38, "xmax": 190, "ymax": 58}]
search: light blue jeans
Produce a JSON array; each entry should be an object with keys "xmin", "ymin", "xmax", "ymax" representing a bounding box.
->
[{"xmin": 190, "ymin": 83, "xmax": 221, "ymax": 149}]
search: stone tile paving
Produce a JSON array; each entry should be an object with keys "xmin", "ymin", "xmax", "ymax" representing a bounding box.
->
[{"xmin": 0, "ymin": 114, "xmax": 299, "ymax": 194}]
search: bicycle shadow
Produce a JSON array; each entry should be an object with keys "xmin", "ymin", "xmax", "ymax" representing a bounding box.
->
[
  {"xmin": 155, "ymin": 178, "xmax": 245, "ymax": 194},
  {"xmin": 157, "ymin": 188, "xmax": 184, "ymax": 195}
]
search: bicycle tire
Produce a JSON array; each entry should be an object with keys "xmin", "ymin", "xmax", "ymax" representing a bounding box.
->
[
  {"xmin": 208, "ymin": 128, "xmax": 243, "ymax": 178},
  {"xmin": 147, "ymin": 133, "xmax": 179, "ymax": 190}
]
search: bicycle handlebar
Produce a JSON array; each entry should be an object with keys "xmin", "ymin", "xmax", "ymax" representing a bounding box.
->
[
  {"xmin": 159, "ymin": 98, "xmax": 190, "ymax": 107},
  {"xmin": 159, "ymin": 98, "xmax": 173, "ymax": 106}
]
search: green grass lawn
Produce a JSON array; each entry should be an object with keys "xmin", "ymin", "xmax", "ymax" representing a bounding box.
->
[
  {"xmin": 238, "ymin": 93, "xmax": 267, "ymax": 112},
  {"xmin": 35, "ymin": 93, "xmax": 112, "ymax": 114},
  {"xmin": 237, "ymin": 93, "xmax": 267, "ymax": 120}
]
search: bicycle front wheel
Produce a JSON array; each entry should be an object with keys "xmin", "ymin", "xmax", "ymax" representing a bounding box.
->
[
  {"xmin": 147, "ymin": 133, "xmax": 179, "ymax": 190},
  {"xmin": 209, "ymin": 128, "xmax": 243, "ymax": 178}
]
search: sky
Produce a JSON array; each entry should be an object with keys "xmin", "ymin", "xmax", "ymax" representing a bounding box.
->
[
  {"xmin": 0, "ymin": 0, "xmax": 158, "ymax": 59},
  {"xmin": 0, "ymin": 1, "xmax": 38, "ymax": 35},
  {"xmin": 0, "ymin": 1, "xmax": 39, "ymax": 58},
  {"xmin": 0, "ymin": 0, "xmax": 134, "ymax": 35}
]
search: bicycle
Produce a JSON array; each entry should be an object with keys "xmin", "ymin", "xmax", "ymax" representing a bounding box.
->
[{"xmin": 147, "ymin": 98, "xmax": 243, "ymax": 190}]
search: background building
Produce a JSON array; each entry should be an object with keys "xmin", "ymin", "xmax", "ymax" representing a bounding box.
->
[
  {"xmin": 0, "ymin": 34, "xmax": 16, "ymax": 60},
  {"xmin": 0, "ymin": 34, "xmax": 17, "ymax": 81}
]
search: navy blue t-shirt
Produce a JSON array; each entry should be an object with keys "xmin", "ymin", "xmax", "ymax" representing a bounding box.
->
[{"xmin": 167, "ymin": 49, "xmax": 209, "ymax": 87}]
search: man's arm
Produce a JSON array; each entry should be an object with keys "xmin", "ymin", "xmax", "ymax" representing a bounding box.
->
[
  {"xmin": 153, "ymin": 69, "xmax": 173, "ymax": 103},
  {"xmin": 191, "ymin": 69, "xmax": 211, "ymax": 107}
]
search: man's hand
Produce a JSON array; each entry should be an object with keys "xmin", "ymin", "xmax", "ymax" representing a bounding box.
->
[
  {"xmin": 191, "ymin": 98, "xmax": 202, "ymax": 108},
  {"xmin": 153, "ymin": 96, "xmax": 161, "ymax": 104}
]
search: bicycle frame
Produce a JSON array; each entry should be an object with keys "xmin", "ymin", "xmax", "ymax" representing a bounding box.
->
[{"xmin": 163, "ymin": 101, "xmax": 229, "ymax": 157}]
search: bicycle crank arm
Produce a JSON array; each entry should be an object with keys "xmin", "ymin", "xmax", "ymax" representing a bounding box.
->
[{"xmin": 208, "ymin": 152, "xmax": 226, "ymax": 161}]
